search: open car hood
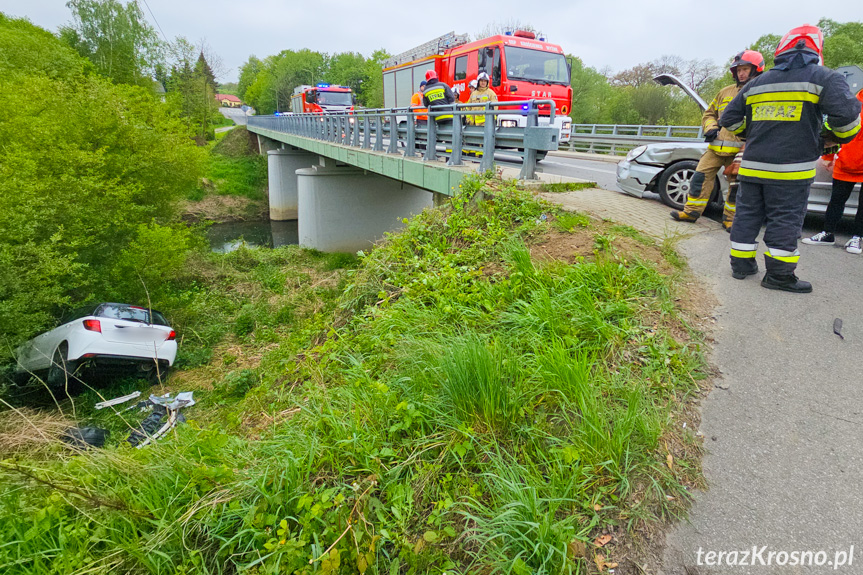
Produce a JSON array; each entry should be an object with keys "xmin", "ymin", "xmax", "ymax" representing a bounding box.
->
[{"xmin": 653, "ymin": 74, "xmax": 708, "ymax": 112}]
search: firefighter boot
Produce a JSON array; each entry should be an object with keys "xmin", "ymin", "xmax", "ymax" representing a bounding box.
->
[
  {"xmin": 730, "ymin": 258, "xmax": 759, "ymax": 280},
  {"xmin": 761, "ymin": 273, "xmax": 813, "ymax": 293},
  {"xmin": 670, "ymin": 211, "xmax": 699, "ymax": 222}
]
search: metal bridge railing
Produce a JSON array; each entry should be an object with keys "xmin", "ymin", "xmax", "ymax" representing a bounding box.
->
[
  {"xmin": 247, "ymin": 100, "xmax": 560, "ymax": 180},
  {"xmin": 560, "ymin": 123, "xmax": 704, "ymax": 155}
]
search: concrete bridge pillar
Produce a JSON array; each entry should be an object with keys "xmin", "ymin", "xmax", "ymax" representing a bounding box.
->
[
  {"xmin": 297, "ymin": 163, "xmax": 433, "ymax": 252},
  {"xmin": 267, "ymin": 148, "xmax": 315, "ymax": 220}
]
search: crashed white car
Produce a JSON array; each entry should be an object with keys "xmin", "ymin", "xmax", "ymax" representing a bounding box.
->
[
  {"xmin": 616, "ymin": 67, "xmax": 863, "ymax": 213},
  {"xmin": 14, "ymin": 303, "xmax": 177, "ymax": 387}
]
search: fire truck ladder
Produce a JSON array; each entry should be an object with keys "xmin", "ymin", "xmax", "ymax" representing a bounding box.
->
[{"xmin": 383, "ymin": 31, "xmax": 470, "ymax": 68}]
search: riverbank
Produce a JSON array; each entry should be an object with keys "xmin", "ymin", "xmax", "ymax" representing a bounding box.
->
[{"xmin": 1, "ymin": 176, "xmax": 711, "ymax": 574}]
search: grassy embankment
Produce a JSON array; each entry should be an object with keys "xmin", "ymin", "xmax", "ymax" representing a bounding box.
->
[
  {"xmin": 182, "ymin": 126, "xmax": 269, "ymax": 223},
  {"xmin": 0, "ymin": 175, "xmax": 709, "ymax": 574}
]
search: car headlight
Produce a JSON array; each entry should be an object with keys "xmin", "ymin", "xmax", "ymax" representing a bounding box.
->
[
  {"xmin": 626, "ymin": 145, "xmax": 647, "ymax": 161},
  {"xmin": 561, "ymin": 121, "xmax": 571, "ymax": 131},
  {"xmin": 500, "ymin": 120, "xmax": 518, "ymax": 128}
]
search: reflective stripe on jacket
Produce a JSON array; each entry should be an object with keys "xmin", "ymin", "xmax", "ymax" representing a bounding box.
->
[
  {"xmin": 720, "ymin": 51, "xmax": 863, "ymax": 184},
  {"xmin": 422, "ymin": 80, "xmax": 455, "ymax": 121},
  {"xmin": 467, "ymin": 87, "xmax": 497, "ymax": 125},
  {"xmin": 704, "ymin": 83, "xmax": 744, "ymax": 156}
]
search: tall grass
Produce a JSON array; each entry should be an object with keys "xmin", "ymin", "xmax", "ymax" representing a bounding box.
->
[{"xmin": 0, "ymin": 177, "xmax": 707, "ymax": 574}]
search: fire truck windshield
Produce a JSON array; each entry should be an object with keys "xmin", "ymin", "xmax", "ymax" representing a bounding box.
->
[
  {"xmin": 504, "ymin": 47, "xmax": 570, "ymax": 85},
  {"xmin": 317, "ymin": 91, "xmax": 353, "ymax": 106}
]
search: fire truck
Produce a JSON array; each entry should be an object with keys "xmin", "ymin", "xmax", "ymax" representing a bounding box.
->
[
  {"xmin": 382, "ymin": 31, "xmax": 573, "ymax": 143},
  {"xmin": 291, "ymin": 84, "xmax": 355, "ymax": 114}
]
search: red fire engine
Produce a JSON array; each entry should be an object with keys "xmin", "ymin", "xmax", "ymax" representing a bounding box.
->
[
  {"xmin": 382, "ymin": 31, "xmax": 572, "ymax": 141},
  {"xmin": 291, "ymin": 84, "xmax": 355, "ymax": 114}
]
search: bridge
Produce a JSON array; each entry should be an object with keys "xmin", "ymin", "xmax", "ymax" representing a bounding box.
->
[{"xmin": 246, "ymin": 101, "xmax": 563, "ymax": 252}]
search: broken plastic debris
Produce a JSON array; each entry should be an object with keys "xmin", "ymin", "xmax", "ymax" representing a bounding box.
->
[{"xmin": 94, "ymin": 390, "xmax": 141, "ymax": 410}]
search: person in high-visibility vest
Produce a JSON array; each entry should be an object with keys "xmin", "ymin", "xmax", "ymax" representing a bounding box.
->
[
  {"xmin": 801, "ymin": 88, "xmax": 863, "ymax": 253},
  {"xmin": 671, "ymin": 50, "xmax": 764, "ymax": 231},
  {"xmin": 421, "ymin": 70, "xmax": 455, "ymax": 123},
  {"xmin": 411, "ymin": 80, "xmax": 428, "ymax": 126},
  {"xmin": 721, "ymin": 24, "xmax": 862, "ymax": 293},
  {"xmin": 466, "ymin": 72, "xmax": 497, "ymax": 126}
]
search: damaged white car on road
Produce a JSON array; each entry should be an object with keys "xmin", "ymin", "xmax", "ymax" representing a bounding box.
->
[{"xmin": 616, "ymin": 67, "xmax": 863, "ymax": 214}]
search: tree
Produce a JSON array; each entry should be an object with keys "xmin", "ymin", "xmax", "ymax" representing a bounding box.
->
[
  {"xmin": 474, "ymin": 19, "xmax": 537, "ymax": 40},
  {"xmin": 820, "ymin": 19, "xmax": 863, "ymax": 69},
  {"xmin": 60, "ymin": 0, "xmax": 163, "ymax": 86},
  {"xmin": 0, "ymin": 15, "xmax": 203, "ymax": 349}
]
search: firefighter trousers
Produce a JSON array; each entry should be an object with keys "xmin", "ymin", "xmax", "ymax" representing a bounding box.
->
[
  {"xmin": 682, "ymin": 150, "xmax": 737, "ymax": 223},
  {"xmin": 729, "ymin": 181, "xmax": 811, "ymax": 277}
]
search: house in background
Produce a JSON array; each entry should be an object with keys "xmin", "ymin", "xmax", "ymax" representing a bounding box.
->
[{"xmin": 216, "ymin": 94, "xmax": 242, "ymax": 108}]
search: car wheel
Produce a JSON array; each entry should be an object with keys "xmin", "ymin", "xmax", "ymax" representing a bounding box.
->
[
  {"xmin": 47, "ymin": 344, "xmax": 80, "ymax": 389},
  {"xmin": 140, "ymin": 362, "xmax": 170, "ymax": 386},
  {"xmin": 658, "ymin": 160, "xmax": 699, "ymax": 210}
]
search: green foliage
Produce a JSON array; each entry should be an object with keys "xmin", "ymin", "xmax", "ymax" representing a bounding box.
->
[
  {"xmin": 110, "ymin": 222, "xmax": 204, "ymax": 303},
  {"xmin": 59, "ymin": 0, "xmax": 163, "ymax": 87},
  {"xmin": 239, "ymin": 48, "xmax": 390, "ymax": 114},
  {"xmin": 821, "ymin": 19, "xmax": 863, "ymax": 69},
  {"xmin": 0, "ymin": 15, "xmax": 204, "ymax": 351},
  {"xmin": 0, "ymin": 13, "xmax": 93, "ymax": 79},
  {"xmin": 0, "ymin": 178, "xmax": 705, "ymax": 574}
]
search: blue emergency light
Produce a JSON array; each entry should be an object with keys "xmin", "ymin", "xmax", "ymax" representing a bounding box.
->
[{"xmin": 317, "ymin": 83, "xmax": 330, "ymax": 88}]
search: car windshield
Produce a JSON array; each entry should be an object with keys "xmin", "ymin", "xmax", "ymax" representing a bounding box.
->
[
  {"xmin": 317, "ymin": 91, "xmax": 352, "ymax": 106},
  {"xmin": 94, "ymin": 304, "xmax": 169, "ymax": 326},
  {"xmin": 504, "ymin": 47, "xmax": 570, "ymax": 85}
]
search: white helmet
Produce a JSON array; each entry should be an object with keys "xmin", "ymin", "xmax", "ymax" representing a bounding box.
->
[
  {"xmin": 477, "ymin": 72, "xmax": 490, "ymax": 83},
  {"xmin": 469, "ymin": 79, "xmax": 478, "ymax": 89}
]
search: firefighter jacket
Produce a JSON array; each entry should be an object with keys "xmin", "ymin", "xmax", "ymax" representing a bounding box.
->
[
  {"xmin": 411, "ymin": 91, "xmax": 427, "ymax": 121},
  {"xmin": 422, "ymin": 79, "xmax": 455, "ymax": 122},
  {"xmin": 822, "ymin": 90, "xmax": 863, "ymax": 183},
  {"xmin": 720, "ymin": 50, "xmax": 862, "ymax": 184},
  {"xmin": 467, "ymin": 87, "xmax": 498, "ymax": 125},
  {"xmin": 703, "ymin": 84, "xmax": 744, "ymax": 155}
]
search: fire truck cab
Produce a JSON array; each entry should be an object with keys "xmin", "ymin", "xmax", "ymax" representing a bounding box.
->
[
  {"xmin": 382, "ymin": 31, "xmax": 572, "ymax": 143},
  {"xmin": 291, "ymin": 84, "xmax": 355, "ymax": 114}
]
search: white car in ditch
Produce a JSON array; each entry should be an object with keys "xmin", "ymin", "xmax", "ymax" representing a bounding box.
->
[
  {"xmin": 14, "ymin": 303, "xmax": 177, "ymax": 387},
  {"xmin": 616, "ymin": 67, "xmax": 863, "ymax": 214}
]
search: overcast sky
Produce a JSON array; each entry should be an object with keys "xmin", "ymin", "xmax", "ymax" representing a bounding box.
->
[{"xmin": 4, "ymin": 1, "xmax": 861, "ymax": 83}]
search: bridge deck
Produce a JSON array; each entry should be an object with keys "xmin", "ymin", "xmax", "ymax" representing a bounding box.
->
[{"xmin": 249, "ymin": 126, "xmax": 473, "ymax": 197}]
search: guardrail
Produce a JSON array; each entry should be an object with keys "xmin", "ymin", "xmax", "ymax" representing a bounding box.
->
[
  {"xmin": 560, "ymin": 123, "xmax": 704, "ymax": 155},
  {"xmin": 247, "ymin": 100, "xmax": 560, "ymax": 180}
]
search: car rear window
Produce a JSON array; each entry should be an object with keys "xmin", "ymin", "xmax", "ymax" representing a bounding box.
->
[{"xmin": 94, "ymin": 304, "xmax": 170, "ymax": 326}]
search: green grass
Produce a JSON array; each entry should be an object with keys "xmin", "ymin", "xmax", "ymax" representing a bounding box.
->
[
  {"xmin": 0, "ymin": 176, "xmax": 708, "ymax": 574},
  {"xmin": 540, "ymin": 182, "xmax": 596, "ymax": 193}
]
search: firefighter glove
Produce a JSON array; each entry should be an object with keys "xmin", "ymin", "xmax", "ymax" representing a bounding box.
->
[{"xmin": 704, "ymin": 128, "xmax": 719, "ymax": 142}]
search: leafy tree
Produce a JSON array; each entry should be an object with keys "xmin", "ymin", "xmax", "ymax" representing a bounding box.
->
[
  {"xmin": 59, "ymin": 0, "xmax": 163, "ymax": 86},
  {"xmin": 820, "ymin": 19, "xmax": 863, "ymax": 69},
  {"xmin": 748, "ymin": 33, "xmax": 781, "ymax": 70},
  {"xmin": 0, "ymin": 15, "xmax": 203, "ymax": 350},
  {"xmin": 567, "ymin": 56, "xmax": 613, "ymax": 123},
  {"xmin": 238, "ymin": 55, "xmax": 263, "ymax": 101}
]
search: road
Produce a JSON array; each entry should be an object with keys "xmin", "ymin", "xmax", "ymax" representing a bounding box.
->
[
  {"xmin": 542, "ymin": 182, "xmax": 863, "ymax": 574},
  {"xmin": 219, "ymin": 106, "xmax": 251, "ymax": 126}
]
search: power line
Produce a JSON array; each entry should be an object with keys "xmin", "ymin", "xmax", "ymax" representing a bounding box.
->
[{"xmin": 138, "ymin": 0, "xmax": 169, "ymax": 44}]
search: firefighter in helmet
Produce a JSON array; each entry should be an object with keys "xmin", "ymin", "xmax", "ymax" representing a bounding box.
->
[
  {"xmin": 720, "ymin": 24, "xmax": 861, "ymax": 293},
  {"xmin": 467, "ymin": 72, "xmax": 498, "ymax": 126},
  {"xmin": 422, "ymin": 70, "xmax": 455, "ymax": 123},
  {"xmin": 670, "ymin": 50, "xmax": 765, "ymax": 231}
]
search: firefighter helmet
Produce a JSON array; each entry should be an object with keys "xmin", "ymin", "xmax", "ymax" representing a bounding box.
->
[
  {"xmin": 730, "ymin": 50, "xmax": 765, "ymax": 81},
  {"xmin": 477, "ymin": 72, "xmax": 490, "ymax": 82},
  {"xmin": 469, "ymin": 80, "xmax": 477, "ymax": 90},
  {"xmin": 425, "ymin": 70, "xmax": 438, "ymax": 81},
  {"xmin": 775, "ymin": 24, "xmax": 824, "ymax": 60}
]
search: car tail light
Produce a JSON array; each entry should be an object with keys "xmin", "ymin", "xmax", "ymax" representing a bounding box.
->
[
  {"xmin": 167, "ymin": 330, "xmax": 176, "ymax": 340},
  {"xmin": 83, "ymin": 319, "xmax": 101, "ymax": 332}
]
